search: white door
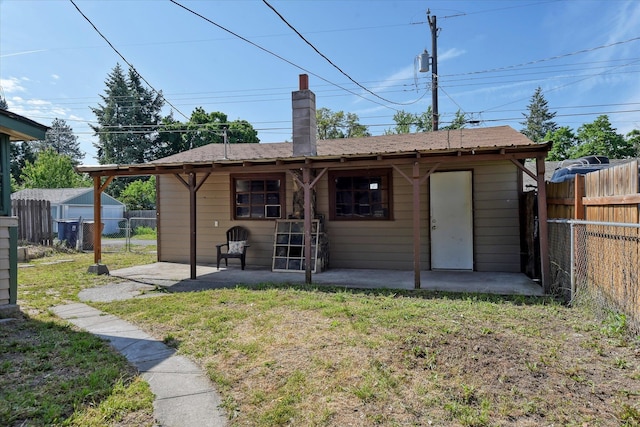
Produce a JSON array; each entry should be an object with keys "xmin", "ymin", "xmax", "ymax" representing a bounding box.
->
[{"xmin": 430, "ymin": 171, "xmax": 473, "ymax": 270}]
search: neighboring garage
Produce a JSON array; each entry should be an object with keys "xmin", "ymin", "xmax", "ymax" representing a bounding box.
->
[{"xmin": 11, "ymin": 188, "xmax": 125, "ymax": 235}]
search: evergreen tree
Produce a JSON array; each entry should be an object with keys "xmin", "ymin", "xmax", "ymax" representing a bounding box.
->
[
  {"xmin": 520, "ymin": 87, "xmax": 557, "ymax": 142},
  {"xmin": 90, "ymin": 64, "xmax": 164, "ymax": 165},
  {"xmin": 36, "ymin": 118, "xmax": 84, "ymax": 164},
  {"xmin": 0, "ymin": 96, "xmax": 7, "ymax": 109},
  {"xmin": 10, "ymin": 142, "xmax": 36, "ymax": 187}
]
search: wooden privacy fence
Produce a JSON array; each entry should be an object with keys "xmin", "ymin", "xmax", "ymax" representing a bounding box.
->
[
  {"xmin": 11, "ymin": 199, "xmax": 54, "ymax": 245},
  {"xmin": 547, "ymin": 159, "xmax": 640, "ymax": 222},
  {"xmin": 546, "ymin": 160, "xmax": 640, "ymax": 331}
]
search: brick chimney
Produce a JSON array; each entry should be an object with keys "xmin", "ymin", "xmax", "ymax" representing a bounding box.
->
[{"xmin": 292, "ymin": 74, "xmax": 317, "ymax": 156}]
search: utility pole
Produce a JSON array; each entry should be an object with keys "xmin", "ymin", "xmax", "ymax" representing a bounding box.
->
[{"xmin": 428, "ymin": 11, "xmax": 439, "ymax": 131}]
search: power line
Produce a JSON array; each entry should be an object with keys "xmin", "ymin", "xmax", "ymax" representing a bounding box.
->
[
  {"xmin": 169, "ymin": 0, "xmax": 401, "ymax": 113},
  {"xmin": 444, "ymin": 35, "xmax": 640, "ymax": 78},
  {"xmin": 480, "ymin": 56, "xmax": 640, "ymax": 114},
  {"xmin": 68, "ymin": 0, "xmax": 189, "ymax": 120},
  {"xmin": 261, "ymin": 0, "xmax": 426, "ymax": 107}
]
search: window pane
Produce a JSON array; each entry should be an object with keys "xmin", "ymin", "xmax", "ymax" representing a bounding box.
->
[
  {"xmin": 335, "ymin": 177, "xmax": 352, "ymax": 190},
  {"xmin": 250, "ymin": 180, "xmax": 265, "ymax": 191},
  {"xmin": 266, "ymin": 180, "xmax": 280, "ymax": 191},
  {"xmin": 266, "ymin": 193, "xmax": 279, "ymax": 204},
  {"xmin": 251, "ymin": 193, "xmax": 265, "ymax": 205},
  {"xmin": 235, "ymin": 179, "xmax": 250, "ymax": 192},
  {"xmin": 330, "ymin": 170, "xmax": 391, "ymax": 220},
  {"xmin": 234, "ymin": 176, "xmax": 283, "ymax": 220},
  {"xmin": 251, "ymin": 206, "xmax": 264, "ymax": 218},
  {"xmin": 236, "ymin": 207, "xmax": 250, "ymax": 218},
  {"xmin": 353, "ymin": 177, "xmax": 369, "ymax": 190}
]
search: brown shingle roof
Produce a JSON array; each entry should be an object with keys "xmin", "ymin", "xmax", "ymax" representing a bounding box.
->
[{"xmin": 152, "ymin": 126, "xmax": 542, "ymax": 165}]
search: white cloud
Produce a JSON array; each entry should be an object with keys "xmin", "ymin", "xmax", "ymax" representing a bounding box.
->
[
  {"xmin": 0, "ymin": 77, "xmax": 26, "ymax": 93},
  {"xmin": 51, "ymin": 74, "xmax": 60, "ymax": 80},
  {"xmin": 26, "ymin": 99, "xmax": 51, "ymax": 106},
  {"xmin": 439, "ymin": 48, "xmax": 466, "ymax": 62}
]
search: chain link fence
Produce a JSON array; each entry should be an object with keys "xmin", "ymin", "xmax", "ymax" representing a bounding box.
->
[
  {"xmin": 548, "ymin": 219, "xmax": 640, "ymax": 332},
  {"xmin": 127, "ymin": 217, "xmax": 157, "ymax": 253},
  {"xmin": 53, "ymin": 217, "xmax": 156, "ymax": 254}
]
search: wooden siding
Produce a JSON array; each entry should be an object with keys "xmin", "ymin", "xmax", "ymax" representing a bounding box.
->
[
  {"xmin": 324, "ymin": 163, "xmax": 428, "ymax": 270},
  {"xmin": 158, "ymin": 173, "xmax": 294, "ymax": 267},
  {"xmin": 157, "ymin": 160, "xmax": 522, "ymax": 272},
  {"xmin": 472, "ymin": 162, "xmax": 521, "ymax": 272},
  {"xmin": 0, "ymin": 231, "xmax": 9, "ymax": 305}
]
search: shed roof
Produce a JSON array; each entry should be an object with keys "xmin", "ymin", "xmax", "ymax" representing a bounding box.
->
[
  {"xmin": 155, "ymin": 125, "xmax": 541, "ymax": 164},
  {"xmin": 77, "ymin": 126, "xmax": 550, "ymax": 177},
  {"xmin": 11, "ymin": 188, "xmax": 124, "ymax": 206}
]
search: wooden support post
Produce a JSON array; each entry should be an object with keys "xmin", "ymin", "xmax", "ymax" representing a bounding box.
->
[
  {"xmin": 93, "ymin": 176, "xmax": 101, "ymax": 264},
  {"xmin": 303, "ymin": 167, "xmax": 312, "ymax": 284},
  {"xmin": 88, "ymin": 175, "xmax": 113, "ymax": 275},
  {"xmin": 290, "ymin": 167, "xmax": 327, "ymax": 284},
  {"xmin": 189, "ymin": 172, "xmax": 197, "ymax": 280},
  {"xmin": 536, "ymin": 156, "xmax": 550, "ymax": 293},
  {"xmin": 393, "ymin": 162, "xmax": 439, "ymax": 289},
  {"xmin": 175, "ymin": 172, "xmax": 210, "ymax": 280},
  {"xmin": 412, "ymin": 162, "xmax": 421, "ymax": 289}
]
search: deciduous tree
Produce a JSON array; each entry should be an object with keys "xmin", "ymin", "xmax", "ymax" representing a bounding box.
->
[
  {"xmin": 625, "ymin": 129, "xmax": 640, "ymax": 157},
  {"xmin": 20, "ymin": 148, "xmax": 89, "ymax": 188},
  {"xmin": 442, "ymin": 110, "xmax": 467, "ymax": 130},
  {"xmin": 119, "ymin": 176, "xmax": 156, "ymax": 210},
  {"xmin": 573, "ymin": 115, "xmax": 634, "ymax": 159},
  {"xmin": 316, "ymin": 108, "xmax": 369, "ymax": 139},
  {"xmin": 546, "ymin": 126, "xmax": 578, "ymax": 161},
  {"xmin": 155, "ymin": 108, "xmax": 259, "ymax": 159}
]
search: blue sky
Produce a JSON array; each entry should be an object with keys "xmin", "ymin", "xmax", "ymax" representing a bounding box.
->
[{"xmin": 1, "ymin": 0, "xmax": 639, "ymax": 164}]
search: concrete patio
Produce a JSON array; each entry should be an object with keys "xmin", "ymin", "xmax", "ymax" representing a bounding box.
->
[{"xmin": 79, "ymin": 262, "xmax": 545, "ymax": 302}]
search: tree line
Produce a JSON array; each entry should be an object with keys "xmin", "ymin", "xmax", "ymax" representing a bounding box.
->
[
  {"xmin": 520, "ymin": 87, "xmax": 639, "ymax": 160},
  {"xmin": 4, "ymin": 64, "xmax": 639, "ymax": 210}
]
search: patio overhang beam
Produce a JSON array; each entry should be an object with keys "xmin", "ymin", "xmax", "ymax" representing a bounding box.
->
[{"xmin": 77, "ymin": 146, "xmax": 550, "ymax": 179}]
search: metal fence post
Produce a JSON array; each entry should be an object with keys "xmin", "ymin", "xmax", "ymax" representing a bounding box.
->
[
  {"xmin": 126, "ymin": 217, "xmax": 131, "ymax": 252},
  {"xmin": 570, "ymin": 221, "xmax": 575, "ymax": 304}
]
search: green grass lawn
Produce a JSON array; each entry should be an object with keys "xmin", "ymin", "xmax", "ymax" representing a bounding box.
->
[
  {"xmin": 3, "ymin": 251, "xmax": 640, "ymax": 426},
  {"xmin": 1, "ymin": 252, "xmax": 157, "ymax": 427}
]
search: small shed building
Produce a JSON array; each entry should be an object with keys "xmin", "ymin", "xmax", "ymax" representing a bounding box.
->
[{"xmin": 78, "ymin": 75, "xmax": 553, "ymax": 291}]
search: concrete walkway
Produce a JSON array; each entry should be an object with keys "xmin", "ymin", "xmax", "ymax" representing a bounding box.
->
[{"xmin": 51, "ymin": 303, "xmax": 227, "ymax": 427}]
